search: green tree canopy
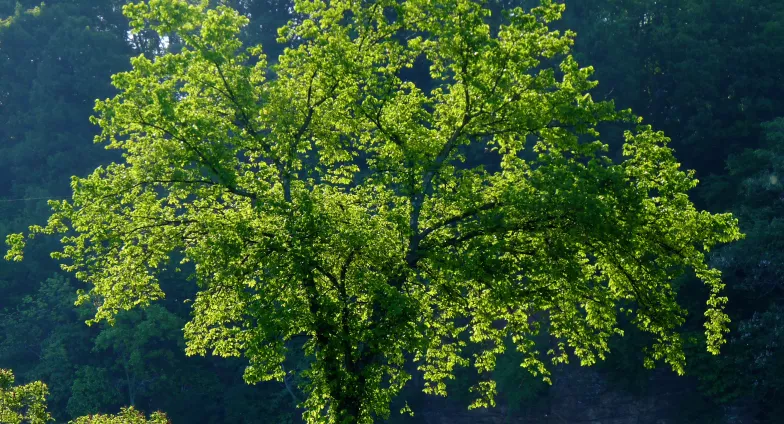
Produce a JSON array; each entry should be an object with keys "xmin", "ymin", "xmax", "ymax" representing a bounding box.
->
[
  {"xmin": 0, "ymin": 369, "xmax": 51, "ymax": 424},
  {"xmin": 6, "ymin": 0, "xmax": 741, "ymax": 422},
  {"xmin": 69, "ymin": 407, "xmax": 168, "ymax": 424},
  {"xmin": 1, "ymin": 370, "xmax": 169, "ymax": 424}
]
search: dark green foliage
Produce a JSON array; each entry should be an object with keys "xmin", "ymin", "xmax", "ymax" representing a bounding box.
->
[
  {"xmin": 0, "ymin": 0, "xmax": 131, "ymax": 311},
  {"xmin": 493, "ymin": 337, "xmax": 549, "ymax": 412},
  {"xmin": 562, "ymin": 0, "xmax": 784, "ymax": 175},
  {"xmin": 0, "ymin": 0, "xmax": 299, "ymax": 422},
  {"xmin": 0, "ymin": 0, "xmax": 782, "ymax": 422},
  {"xmin": 686, "ymin": 118, "xmax": 784, "ymax": 419},
  {"xmin": 0, "ymin": 276, "xmax": 90, "ymax": 416}
]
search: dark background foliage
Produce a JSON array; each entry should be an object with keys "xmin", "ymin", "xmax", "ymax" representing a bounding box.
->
[{"xmin": 1, "ymin": 0, "xmax": 783, "ymax": 422}]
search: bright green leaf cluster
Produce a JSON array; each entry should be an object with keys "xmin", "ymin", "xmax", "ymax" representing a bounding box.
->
[
  {"xmin": 0, "ymin": 2, "xmax": 44, "ymax": 28},
  {"xmin": 1, "ymin": 370, "xmax": 168, "ymax": 424},
  {"xmin": 69, "ymin": 407, "xmax": 169, "ymax": 424},
  {"xmin": 0, "ymin": 369, "xmax": 51, "ymax": 424}
]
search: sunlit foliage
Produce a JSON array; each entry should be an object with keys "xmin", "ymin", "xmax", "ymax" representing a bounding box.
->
[{"xmin": 0, "ymin": 369, "xmax": 51, "ymax": 424}]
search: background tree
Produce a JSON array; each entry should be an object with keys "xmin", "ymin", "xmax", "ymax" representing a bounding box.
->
[
  {"xmin": 0, "ymin": 275, "xmax": 91, "ymax": 416},
  {"xmin": 559, "ymin": 0, "xmax": 784, "ymax": 177},
  {"xmin": 6, "ymin": 0, "xmax": 741, "ymax": 422},
  {"xmin": 685, "ymin": 118, "xmax": 784, "ymax": 421},
  {"xmin": 0, "ymin": 369, "xmax": 51, "ymax": 424},
  {"xmin": 1, "ymin": 1, "xmax": 299, "ymax": 422},
  {"xmin": 0, "ymin": 0, "xmax": 130, "ymax": 309},
  {"xmin": 69, "ymin": 407, "xmax": 168, "ymax": 424},
  {"xmin": 1, "ymin": 372, "xmax": 168, "ymax": 424}
]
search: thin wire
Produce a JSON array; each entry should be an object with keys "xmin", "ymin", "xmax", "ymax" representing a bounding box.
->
[{"xmin": 0, "ymin": 197, "xmax": 67, "ymax": 203}]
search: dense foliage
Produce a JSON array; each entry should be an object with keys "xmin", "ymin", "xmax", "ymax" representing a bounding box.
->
[
  {"xmin": 0, "ymin": 0, "xmax": 781, "ymax": 423},
  {"xmin": 0, "ymin": 369, "xmax": 50, "ymax": 424},
  {"xmin": 1, "ymin": 371, "xmax": 167, "ymax": 424}
]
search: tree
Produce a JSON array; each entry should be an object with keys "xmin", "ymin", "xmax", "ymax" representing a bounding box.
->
[
  {"xmin": 69, "ymin": 407, "xmax": 169, "ymax": 424},
  {"xmin": 0, "ymin": 369, "xmax": 51, "ymax": 424},
  {"xmin": 2, "ymin": 370, "xmax": 169, "ymax": 424},
  {"xmin": 689, "ymin": 118, "xmax": 784, "ymax": 419},
  {"xmin": 0, "ymin": 0, "xmax": 132, "ymax": 312},
  {"xmin": 1, "ymin": 371, "xmax": 168, "ymax": 424},
  {"xmin": 0, "ymin": 275, "xmax": 93, "ymax": 417},
  {"xmin": 557, "ymin": 0, "xmax": 784, "ymax": 175},
  {"xmin": 90, "ymin": 305, "xmax": 185, "ymax": 409},
  {"xmin": 6, "ymin": 0, "xmax": 741, "ymax": 422}
]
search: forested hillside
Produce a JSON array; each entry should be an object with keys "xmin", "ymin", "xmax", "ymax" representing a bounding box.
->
[{"xmin": 1, "ymin": 0, "xmax": 782, "ymax": 423}]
